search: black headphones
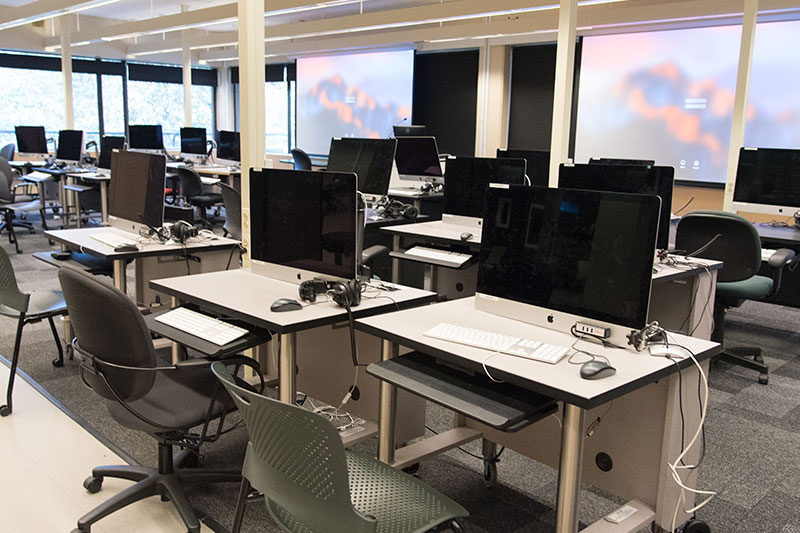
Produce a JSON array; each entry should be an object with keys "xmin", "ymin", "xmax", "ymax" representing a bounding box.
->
[
  {"xmin": 170, "ymin": 220, "xmax": 198, "ymax": 244},
  {"xmin": 299, "ymin": 277, "xmax": 362, "ymax": 308},
  {"xmin": 382, "ymin": 200, "xmax": 418, "ymax": 221}
]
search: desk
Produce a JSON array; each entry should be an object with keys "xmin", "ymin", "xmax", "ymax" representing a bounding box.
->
[
  {"xmin": 357, "ymin": 297, "xmax": 720, "ymax": 533},
  {"xmin": 37, "ymin": 167, "xmax": 93, "ymax": 227},
  {"xmin": 44, "ymin": 227, "xmax": 240, "ymax": 305},
  {"xmin": 71, "ymin": 173, "xmax": 109, "ymax": 224}
]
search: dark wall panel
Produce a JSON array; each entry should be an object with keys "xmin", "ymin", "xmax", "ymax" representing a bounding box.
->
[{"xmin": 412, "ymin": 50, "xmax": 478, "ymax": 157}]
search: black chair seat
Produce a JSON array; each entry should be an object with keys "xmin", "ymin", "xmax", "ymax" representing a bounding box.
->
[{"xmin": 187, "ymin": 193, "xmax": 223, "ymax": 206}]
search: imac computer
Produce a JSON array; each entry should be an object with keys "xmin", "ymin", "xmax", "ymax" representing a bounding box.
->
[
  {"xmin": 108, "ymin": 150, "xmax": 166, "ymax": 236},
  {"xmin": 55, "ymin": 130, "xmax": 85, "ymax": 166},
  {"xmin": 249, "ymin": 168, "xmax": 358, "ymax": 284},
  {"xmin": 327, "ymin": 137, "xmax": 397, "ymax": 199},
  {"xmin": 394, "ymin": 136, "xmax": 444, "ymax": 184},
  {"xmin": 14, "ymin": 126, "xmax": 48, "ymax": 159},
  {"xmin": 180, "ymin": 127, "xmax": 207, "ymax": 163},
  {"xmin": 589, "ymin": 157, "xmax": 656, "ymax": 166},
  {"xmin": 497, "ymin": 149, "xmax": 551, "ymax": 187},
  {"xmin": 558, "ymin": 163, "xmax": 674, "ymax": 251},
  {"xmin": 96, "ymin": 136, "xmax": 126, "ymax": 175},
  {"xmin": 393, "ymin": 124, "xmax": 427, "ymax": 137},
  {"xmin": 476, "ymin": 185, "xmax": 661, "ymax": 347},
  {"xmin": 128, "ymin": 125, "xmax": 165, "ymax": 154},
  {"xmin": 216, "ymin": 130, "xmax": 241, "ymax": 166},
  {"xmin": 731, "ymin": 147, "xmax": 800, "ymax": 217},
  {"xmin": 442, "ymin": 156, "xmax": 527, "ymax": 228}
]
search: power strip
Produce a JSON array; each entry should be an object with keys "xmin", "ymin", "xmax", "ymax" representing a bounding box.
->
[{"xmin": 575, "ymin": 322, "xmax": 610, "ymax": 339}]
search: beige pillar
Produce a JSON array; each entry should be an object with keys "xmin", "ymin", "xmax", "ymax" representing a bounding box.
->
[
  {"xmin": 60, "ymin": 16, "xmax": 74, "ymax": 129},
  {"xmin": 548, "ymin": 0, "xmax": 578, "ymax": 187},
  {"xmin": 182, "ymin": 6, "xmax": 192, "ymax": 127}
]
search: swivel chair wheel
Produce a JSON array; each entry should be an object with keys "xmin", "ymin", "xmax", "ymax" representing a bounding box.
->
[
  {"xmin": 83, "ymin": 475, "xmax": 103, "ymax": 494},
  {"xmin": 483, "ymin": 460, "xmax": 498, "ymax": 488},
  {"xmin": 682, "ymin": 518, "xmax": 710, "ymax": 533},
  {"xmin": 759, "ymin": 373, "xmax": 769, "ymax": 385},
  {"xmin": 52, "ymin": 357, "xmax": 64, "ymax": 367},
  {"xmin": 28, "ymin": 228, "xmax": 35, "ymax": 234},
  {"xmin": 402, "ymin": 463, "xmax": 420, "ymax": 475},
  {"xmin": 754, "ymin": 353, "xmax": 764, "ymax": 364},
  {"xmin": 0, "ymin": 404, "xmax": 11, "ymax": 417}
]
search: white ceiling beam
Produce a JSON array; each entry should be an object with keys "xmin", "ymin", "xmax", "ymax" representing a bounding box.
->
[{"xmin": 0, "ymin": 0, "xmax": 123, "ymax": 31}]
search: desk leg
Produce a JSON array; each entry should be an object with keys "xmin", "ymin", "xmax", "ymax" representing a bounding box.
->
[
  {"xmin": 423, "ymin": 265, "xmax": 437, "ymax": 292},
  {"xmin": 278, "ymin": 332, "xmax": 296, "ymax": 404},
  {"xmin": 57, "ymin": 177, "xmax": 66, "ymax": 228},
  {"xmin": 391, "ymin": 235, "xmax": 400, "ymax": 284},
  {"xmin": 555, "ymin": 403, "xmax": 586, "ymax": 533},
  {"xmin": 112, "ymin": 259, "xmax": 127, "ymax": 294},
  {"xmin": 378, "ymin": 339, "xmax": 399, "ymax": 464},
  {"xmin": 170, "ymin": 297, "xmax": 181, "ymax": 364},
  {"xmin": 100, "ymin": 181, "xmax": 108, "ymax": 225}
]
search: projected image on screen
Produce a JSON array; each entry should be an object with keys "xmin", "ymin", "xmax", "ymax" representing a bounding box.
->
[
  {"xmin": 575, "ymin": 26, "xmax": 741, "ymax": 183},
  {"xmin": 297, "ymin": 50, "xmax": 414, "ymax": 155}
]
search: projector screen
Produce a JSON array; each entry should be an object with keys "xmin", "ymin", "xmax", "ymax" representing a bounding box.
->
[
  {"xmin": 575, "ymin": 26, "xmax": 741, "ymax": 183},
  {"xmin": 296, "ymin": 50, "xmax": 414, "ymax": 156}
]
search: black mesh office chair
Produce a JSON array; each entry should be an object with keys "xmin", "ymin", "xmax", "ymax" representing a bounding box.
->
[
  {"xmin": 58, "ymin": 267, "xmax": 261, "ymax": 533},
  {"xmin": 675, "ymin": 210, "xmax": 796, "ymax": 384},
  {"xmin": 219, "ymin": 182, "xmax": 241, "ymax": 240},
  {"xmin": 0, "ymin": 144, "xmax": 14, "ymax": 161},
  {"xmin": 290, "ymin": 148, "xmax": 312, "ymax": 170},
  {"xmin": 176, "ymin": 166, "xmax": 223, "ymax": 227}
]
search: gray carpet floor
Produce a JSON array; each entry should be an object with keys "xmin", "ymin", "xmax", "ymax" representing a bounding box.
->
[{"xmin": 2, "ymin": 213, "xmax": 800, "ymax": 533}]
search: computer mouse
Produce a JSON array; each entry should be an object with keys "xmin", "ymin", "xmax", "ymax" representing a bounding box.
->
[
  {"xmin": 270, "ymin": 298, "xmax": 303, "ymax": 312},
  {"xmin": 579, "ymin": 360, "xmax": 617, "ymax": 380},
  {"xmin": 460, "ymin": 232, "xmax": 473, "ymax": 242},
  {"xmin": 113, "ymin": 243, "xmax": 138, "ymax": 252}
]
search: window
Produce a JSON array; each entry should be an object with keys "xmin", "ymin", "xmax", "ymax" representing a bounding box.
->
[
  {"xmin": 128, "ymin": 80, "xmax": 186, "ymax": 150},
  {"xmin": 73, "ymin": 72, "xmax": 100, "ymax": 146},
  {"xmin": 232, "ymin": 63, "xmax": 296, "ymax": 154},
  {"xmin": 101, "ymin": 74, "xmax": 125, "ymax": 137},
  {"xmin": 0, "ymin": 66, "xmax": 64, "ymax": 147}
]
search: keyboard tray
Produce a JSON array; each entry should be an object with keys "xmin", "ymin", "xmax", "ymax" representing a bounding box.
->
[
  {"xmin": 389, "ymin": 249, "xmax": 476, "ymax": 270},
  {"xmin": 367, "ymin": 351, "xmax": 557, "ymax": 432}
]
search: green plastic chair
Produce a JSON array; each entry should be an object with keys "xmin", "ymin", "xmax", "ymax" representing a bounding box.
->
[{"xmin": 212, "ymin": 362, "xmax": 469, "ymax": 533}]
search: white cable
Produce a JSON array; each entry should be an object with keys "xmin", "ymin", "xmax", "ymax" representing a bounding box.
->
[{"xmin": 481, "ymin": 352, "xmax": 505, "ymax": 383}]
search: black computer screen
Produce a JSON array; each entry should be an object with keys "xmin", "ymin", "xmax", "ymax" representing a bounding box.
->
[
  {"xmin": 180, "ymin": 127, "xmax": 206, "ymax": 155},
  {"xmin": 558, "ymin": 163, "xmax": 674, "ymax": 250},
  {"xmin": 589, "ymin": 158, "xmax": 656, "ymax": 166},
  {"xmin": 327, "ymin": 137, "xmax": 396, "ymax": 195},
  {"xmin": 97, "ymin": 136, "xmax": 126, "ymax": 170},
  {"xmin": 732, "ymin": 148, "xmax": 800, "ymax": 209},
  {"xmin": 15, "ymin": 126, "xmax": 47, "ymax": 154},
  {"xmin": 250, "ymin": 169, "xmax": 357, "ymax": 279},
  {"xmin": 56, "ymin": 130, "xmax": 84, "ymax": 162},
  {"xmin": 109, "ymin": 150, "xmax": 166, "ymax": 229},
  {"xmin": 394, "ymin": 136, "xmax": 442, "ymax": 178},
  {"xmin": 478, "ymin": 186, "xmax": 660, "ymax": 330},
  {"xmin": 128, "ymin": 125, "xmax": 164, "ymax": 150},
  {"xmin": 497, "ymin": 149, "xmax": 551, "ymax": 187},
  {"xmin": 443, "ymin": 157, "xmax": 527, "ymax": 218},
  {"xmin": 217, "ymin": 130, "xmax": 240, "ymax": 162},
  {"xmin": 394, "ymin": 124, "xmax": 426, "ymax": 137}
]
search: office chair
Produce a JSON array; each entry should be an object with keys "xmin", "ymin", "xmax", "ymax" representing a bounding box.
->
[
  {"xmin": 175, "ymin": 166, "xmax": 223, "ymax": 227},
  {"xmin": 675, "ymin": 210, "xmax": 796, "ymax": 384},
  {"xmin": 58, "ymin": 267, "xmax": 262, "ymax": 533},
  {"xmin": 212, "ymin": 361, "xmax": 469, "ymax": 533},
  {"xmin": 219, "ymin": 182, "xmax": 241, "ymax": 240},
  {"xmin": 0, "ymin": 158, "xmax": 48, "ymax": 253},
  {"xmin": 290, "ymin": 148, "xmax": 312, "ymax": 170},
  {"xmin": 0, "ymin": 144, "xmax": 14, "ymax": 161},
  {"xmin": 0, "ymin": 246, "xmax": 67, "ymax": 417}
]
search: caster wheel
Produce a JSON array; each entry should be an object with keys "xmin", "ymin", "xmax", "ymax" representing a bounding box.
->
[
  {"xmin": 402, "ymin": 463, "xmax": 420, "ymax": 475},
  {"xmin": 83, "ymin": 475, "xmax": 103, "ymax": 494},
  {"xmin": 683, "ymin": 518, "xmax": 710, "ymax": 533},
  {"xmin": 0, "ymin": 404, "xmax": 11, "ymax": 417},
  {"xmin": 28, "ymin": 228, "xmax": 35, "ymax": 234},
  {"xmin": 754, "ymin": 354, "xmax": 764, "ymax": 363},
  {"xmin": 759, "ymin": 374, "xmax": 768, "ymax": 385},
  {"xmin": 483, "ymin": 460, "xmax": 497, "ymax": 488},
  {"xmin": 66, "ymin": 345, "xmax": 74, "ymax": 361},
  {"xmin": 52, "ymin": 357, "xmax": 64, "ymax": 367}
]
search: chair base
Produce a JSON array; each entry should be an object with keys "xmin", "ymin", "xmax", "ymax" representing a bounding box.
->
[{"xmin": 721, "ymin": 346, "xmax": 769, "ymax": 385}]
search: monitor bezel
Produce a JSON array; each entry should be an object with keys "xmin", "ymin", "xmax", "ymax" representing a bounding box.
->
[
  {"xmin": 180, "ymin": 126, "xmax": 208, "ymax": 161},
  {"xmin": 97, "ymin": 136, "xmax": 126, "ymax": 170},
  {"xmin": 395, "ymin": 136, "xmax": 444, "ymax": 183},
  {"xmin": 731, "ymin": 147, "xmax": 800, "ymax": 218},
  {"xmin": 327, "ymin": 137, "xmax": 397, "ymax": 197},
  {"xmin": 108, "ymin": 150, "xmax": 166, "ymax": 235},
  {"xmin": 128, "ymin": 125, "xmax": 165, "ymax": 151},
  {"xmin": 15, "ymin": 125, "xmax": 49, "ymax": 159},
  {"xmin": 55, "ymin": 129, "xmax": 85, "ymax": 166},
  {"xmin": 216, "ymin": 130, "xmax": 241, "ymax": 164}
]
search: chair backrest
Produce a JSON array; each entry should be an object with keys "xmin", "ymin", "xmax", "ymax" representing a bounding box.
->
[
  {"xmin": 0, "ymin": 158, "xmax": 14, "ymax": 202},
  {"xmin": 58, "ymin": 267, "xmax": 157, "ymax": 402},
  {"xmin": 219, "ymin": 182, "xmax": 242, "ymax": 241},
  {"xmin": 290, "ymin": 148, "xmax": 312, "ymax": 171},
  {"xmin": 175, "ymin": 166, "xmax": 204, "ymax": 198},
  {"xmin": 212, "ymin": 362, "xmax": 377, "ymax": 533},
  {"xmin": 0, "ymin": 246, "xmax": 29, "ymax": 313},
  {"xmin": 0, "ymin": 144, "xmax": 14, "ymax": 161},
  {"xmin": 675, "ymin": 210, "xmax": 762, "ymax": 283}
]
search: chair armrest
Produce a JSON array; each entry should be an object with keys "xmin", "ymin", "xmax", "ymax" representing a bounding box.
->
[
  {"xmin": 362, "ymin": 244, "xmax": 389, "ymax": 266},
  {"xmin": 767, "ymin": 248, "xmax": 796, "ymax": 270}
]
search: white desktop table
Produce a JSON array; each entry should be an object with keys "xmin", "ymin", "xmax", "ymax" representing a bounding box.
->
[{"xmin": 357, "ymin": 297, "xmax": 720, "ymax": 533}]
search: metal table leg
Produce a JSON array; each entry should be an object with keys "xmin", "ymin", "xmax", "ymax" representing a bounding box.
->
[
  {"xmin": 378, "ymin": 339, "xmax": 399, "ymax": 464},
  {"xmin": 391, "ymin": 235, "xmax": 400, "ymax": 284},
  {"xmin": 278, "ymin": 332, "xmax": 297, "ymax": 404},
  {"xmin": 112, "ymin": 259, "xmax": 127, "ymax": 293},
  {"xmin": 100, "ymin": 181, "xmax": 108, "ymax": 225},
  {"xmin": 555, "ymin": 403, "xmax": 586, "ymax": 533}
]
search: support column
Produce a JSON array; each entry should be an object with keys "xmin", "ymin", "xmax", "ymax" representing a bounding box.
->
[
  {"xmin": 723, "ymin": 0, "xmax": 759, "ymax": 212},
  {"xmin": 484, "ymin": 45, "xmax": 512, "ymax": 157},
  {"xmin": 238, "ymin": 0, "xmax": 266, "ymax": 268},
  {"xmin": 474, "ymin": 40, "xmax": 491, "ymax": 157},
  {"xmin": 60, "ymin": 16, "xmax": 74, "ymax": 130},
  {"xmin": 182, "ymin": 6, "xmax": 192, "ymax": 127},
  {"xmin": 548, "ymin": 0, "xmax": 578, "ymax": 187}
]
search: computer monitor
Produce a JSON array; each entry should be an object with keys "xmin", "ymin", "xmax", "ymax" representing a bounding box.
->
[
  {"xmin": 731, "ymin": 147, "xmax": 800, "ymax": 217},
  {"xmin": 589, "ymin": 157, "xmax": 656, "ymax": 166},
  {"xmin": 476, "ymin": 185, "xmax": 661, "ymax": 347},
  {"xmin": 216, "ymin": 130, "xmax": 240, "ymax": 165},
  {"xmin": 393, "ymin": 124, "xmax": 427, "ymax": 137},
  {"xmin": 128, "ymin": 125, "xmax": 165, "ymax": 152},
  {"xmin": 180, "ymin": 127, "xmax": 207, "ymax": 161},
  {"xmin": 249, "ymin": 168, "xmax": 358, "ymax": 284},
  {"xmin": 442, "ymin": 156, "xmax": 527, "ymax": 228},
  {"xmin": 497, "ymin": 149, "xmax": 551, "ymax": 187},
  {"xmin": 97, "ymin": 136, "xmax": 126, "ymax": 171},
  {"xmin": 108, "ymin": 150, "xmax": 166, "ymax": 235},
  {"xmin": 394, "ymin": 136, "xmax": 443, "ymax": 183},
  {"xmin": 327, "ymin": 137, "xmax": 397, "ymax": 197},
  {"xmin": 55, "ymin": 130, "xmax": 85, "ymax": 165},
  {"xmin": 558, "ymin": 163, "xmax": 674, "ymax": 250},
  {"xmin": 14, "ymin": 126, "xmax": 48, "ymax": 158}
]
